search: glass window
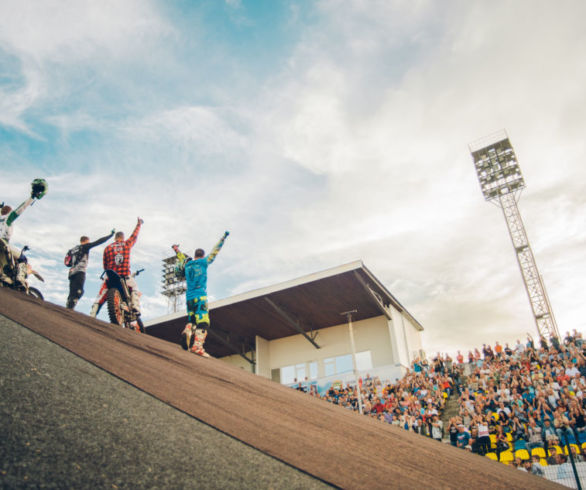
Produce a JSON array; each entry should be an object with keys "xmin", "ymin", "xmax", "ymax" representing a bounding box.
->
[
  {"xmin": 309, "ymin": 361, "xmax": 318, "ymax": 380},
  {"xmin": 281, "ymin": 365, "xmax": 296, "ymax": 385},
  {"xmin": 295, "ymin": 363, "xmax": 306, "ymax": 381},
  {"xmin": 324, "ymin": 357, "xmax": 335, "ymax": 377},
  {"xmin": 335, "ymin": 354, "xmax": 353, "ymax": 374},
  {"xmin": 355, "ymin": 351, "xmax": 373, "ymax": 371}
]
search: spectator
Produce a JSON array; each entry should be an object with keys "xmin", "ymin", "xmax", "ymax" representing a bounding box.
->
[{"xmin": 457, "ymin": 424, "xmax": 470, "ymax": 449}]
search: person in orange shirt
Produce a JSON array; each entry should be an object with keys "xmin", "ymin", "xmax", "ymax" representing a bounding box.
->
[{"xmin": 494, "ymin": 341, "xmax": 503, "ymax": 358}]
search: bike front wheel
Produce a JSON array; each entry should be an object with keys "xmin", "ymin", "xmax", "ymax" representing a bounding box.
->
[
  {"xmin": 106, "ymin": 288, "xmax": 125, "ymax": 326},
  {"xmin": 27, "ymin": 287, "xmax": 44, "ymax": 300}
]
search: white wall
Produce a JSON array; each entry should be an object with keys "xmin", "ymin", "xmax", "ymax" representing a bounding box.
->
[
  {"xmin": 268, "ymin": 315, "xmax": 393, "ymax": 373},
  {"xmin": 403, "ymin": 317, "xmax": 424, "ymax": 361},
  {"xmin": 221, "ymin": 351, "xmax": 255, "ymax": 373},
  {"xmin": 218, "ymin": 312, "xmax": 422, "ymax": 383},
  {"xmin": 255, "ymin": 336, "xmax": 270, "ymax": 378}
]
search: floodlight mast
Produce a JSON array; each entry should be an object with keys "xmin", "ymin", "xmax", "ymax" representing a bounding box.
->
[
  {"xmin": 469, "ymin": 130, "xmax": 560, "ymax": 341},
  {"xmin": 161, "ymin": 255, "xmax": 187, "ymax": 314}
]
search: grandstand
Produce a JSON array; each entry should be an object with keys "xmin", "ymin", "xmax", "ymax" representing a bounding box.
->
[
  {"xmin": 0, "ymin": 288, "xmax": 558, "ymax": 488},
  {"xmin": 146, "ymin": 261, "xmax": 424, "ymax": 388}
]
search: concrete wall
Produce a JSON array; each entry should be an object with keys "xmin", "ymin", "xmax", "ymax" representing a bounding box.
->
[
  {"xmin": 219, "ymin": 312, "xmax": 421, "ymax": 383},
  {"xmin": 255, "ymin": 336, "xmax": 270, "ymax": 378},
  {"xmin": 221, "ymin": 352, "xmax": 255, "ymax": 373},
  {"xmin": 403, "ymin": 316, "xmax": 424, "ymax": 361},
  {"xmin": 266, "ymin": 315, "xmax": 392, "ymax": 375}
]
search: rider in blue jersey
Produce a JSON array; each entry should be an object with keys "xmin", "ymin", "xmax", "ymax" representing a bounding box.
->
[{"xmin": 180, "ymin": 231, "xmax": 229, "ymax": 356}]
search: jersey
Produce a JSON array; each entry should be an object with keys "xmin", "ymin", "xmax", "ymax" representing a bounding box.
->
[
  {"xmin": 0, "ymin": 197, "xmax": 34, "ymax": 242},
  {"xmin": 183, "ymin": 232, "xmax": 228, "ymax": 301},
  {"xmin": 185, "ymin": 258, "xmax": 209, "ymax": 300},
  {"xmin": 69, "ymin": 232, "xmax": 114, "ymax": 277},
  {"xmin": 103, "ymin": 223, "xmax": 141, "ymax": 277}
]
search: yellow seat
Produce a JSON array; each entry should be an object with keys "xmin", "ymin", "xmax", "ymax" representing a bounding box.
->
[
  {"xmin": 539, "ymin": 458, "xmax": 549, "ymax": 466},
  {"xmin": 515, "ymin": 449, "xmax": 530, "ymax": 461},
  {"xmin": 485, "ymin": 452, "xmax": 498, "ymax": 461},
  {"xmin": 489, "ymin": 434, "xmax": 497, "ymax": 449},
  {"xmin": 505, "ymin": 433, "xmax": 513, "ymax": 442},
  {"xmin": 499, "ymin": 451, "xmax": 514, "ymax": 464},
  {"xmin": 531, "ymin": 447, "xmax": 547, "ymax": 459},
  {"xmin": 564, "ymin": 444, "xmax": 580, "ymax": 456},
  {"xmin": 548, "ymin": 446, "xmax": 563, "ymax": 457}
]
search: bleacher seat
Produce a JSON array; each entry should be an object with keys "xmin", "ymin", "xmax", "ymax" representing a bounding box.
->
[
  {"xmin": 531, "ymin": 447, "xmax": 547, "ymax": 459},
  {"xmin": 505, "ymin": 433, "xmax": 513, "ymax": 443},
  {"xmin": 514, "ymin": 439, "xmax": 527, "ymax": 451},
  {"xmin": 563, "ymin": 444, "xmax": 580, "ymax": 456},
  {"xmin": 564, "ymin": 432, "xmax": 577, "ymax": 445},
  {"xmin": 578, "ymin": 432, "xmax": 586, "ymax": 444},
  {"xmin": 539, "ymin": 458, "xmax": 548, "ymax": 466},
  {"xmin": 489, "ymin": 434, "xmax": 497, "ymax": 450},
  {"xmin": 499, "ymin": 451, "xmax": 514, "ymax": 464},
  {"xmin": 549, "ymin": 445, "xmax": 563, "ymax": 457},
  {"xmin": 515, "ymin": 449, "xmax": 530, "ymax": 461},
  {"xmin": 485, "ymin": 452, "xmax": 498, "ymax": 461}
]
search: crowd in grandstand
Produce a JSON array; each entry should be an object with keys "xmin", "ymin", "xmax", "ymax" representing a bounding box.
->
[{"xmin": 299, "ymin": 329, "xmax": 586, "ymax": 476}]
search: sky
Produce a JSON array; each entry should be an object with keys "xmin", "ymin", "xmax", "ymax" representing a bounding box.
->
[{"xmin": 1, "ymin": 0, "xmax": 585, "ymax": 357}]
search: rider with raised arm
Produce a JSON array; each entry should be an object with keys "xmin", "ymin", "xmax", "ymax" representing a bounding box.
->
[
  {"xmin": 66, "ymin": 229, "xmax": 115, "ymax": 310},
  {"xmin": 102, "ymin": 217, "xmax": 143, "ymax": 313},
  {"xmin": 179, "ymin": 231, "xmax": 229, "ymax": 357},
  {"xmin": 0, "ymin": 179, "xmax": 47, "ymax": 284}
]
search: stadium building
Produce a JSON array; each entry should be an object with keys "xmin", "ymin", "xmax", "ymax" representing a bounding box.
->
[{"xmin": 146, "ymin": 261, "xmax": 423, "ymax": 390}]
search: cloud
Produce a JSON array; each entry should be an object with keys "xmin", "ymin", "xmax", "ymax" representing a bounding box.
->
[
  {"xmin": 1, "ymin": 1, "xmax": 585, "ymax": 358},
  {"xmin": 0, "ymin": 0, "xmax": 173, "ymax": 133}
]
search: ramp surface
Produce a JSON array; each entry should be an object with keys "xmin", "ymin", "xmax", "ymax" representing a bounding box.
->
[
  {"xmin": 0, "ymin": 289, "xmax": 560, "ymax": 489},
  {"xmin": 0, "ymin": 315, "xmax": 329, "ymax": 489}
]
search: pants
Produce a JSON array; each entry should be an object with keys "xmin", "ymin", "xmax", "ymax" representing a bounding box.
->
[
  {"xmin": 125, "ymin": 275, "xmax": 141, "ymax": 312},
  {"xmin": 477, "ymin": 436, "xmax": 491, "ymax": 455},
  {"xmin": 187, "ymin": 296, "xmax": 209, "ymax": 330},
  {"xmin": 67, "ymin": 272, "xmax": 85, "ymax": 309},
  {"xmin": 0, "ymin": 240, "xmax": 20, "ymax": 277}
]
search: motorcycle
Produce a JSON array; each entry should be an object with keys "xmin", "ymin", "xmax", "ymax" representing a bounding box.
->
[
  {"xmin": 90, "ymin": 268, "xmax": 144, "ymax": 332},
  {"xmin": 0, "ymin": 243, "xmax": 44, "ymax": 299}
]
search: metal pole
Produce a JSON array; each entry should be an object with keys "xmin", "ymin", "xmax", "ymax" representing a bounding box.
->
[
  {"xmin": 341, "ymin": 310, "xmax": 363, "ymax": 415},
  {"xmin": 563, "ymin": 427, "xmax": 582, "ymax": 490}
]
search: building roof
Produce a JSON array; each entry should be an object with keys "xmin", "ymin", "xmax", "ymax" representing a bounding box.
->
[{"xmin": 145, "ymin": 261, "xmax": 423, "ymax": 359}]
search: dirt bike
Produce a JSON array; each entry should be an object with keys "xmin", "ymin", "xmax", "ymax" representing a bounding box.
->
[
  {"xmin": 0, "ymin": 243, "xmax": 44, "ymax": 299},
  {"xmin": 90, "ymin": 268, "xmax": 144, "ymax": 332}
]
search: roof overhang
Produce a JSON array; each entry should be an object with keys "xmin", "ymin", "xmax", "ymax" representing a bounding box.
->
[{"xmin": 145, "ymin": 261, "xmax": 423, "ymax": 360}]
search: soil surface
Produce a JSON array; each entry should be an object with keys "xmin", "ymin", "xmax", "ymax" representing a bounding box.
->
[{"xmin": 0, "ymin": 288, "xmax": 561, "ymax": 489}]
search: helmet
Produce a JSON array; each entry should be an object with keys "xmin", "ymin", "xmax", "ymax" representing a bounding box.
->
[{"xmin": 31, "ymin": 178, "xmax": 48, "ymax": 199}]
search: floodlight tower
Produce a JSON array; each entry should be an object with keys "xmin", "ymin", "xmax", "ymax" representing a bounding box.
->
[
  {"xmin": 469, "ymin": 130, "xmax": 559, "ymax": 341},
  {"xmin": 161, "ymin": 255, "xmax": 187, "ymax": 314}
]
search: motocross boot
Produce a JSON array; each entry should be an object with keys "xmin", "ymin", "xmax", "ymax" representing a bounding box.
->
[
  {"xmin": 15, "ymin": 263, "xmax": 27, "ymax": 286},
  {"xmin": 181, "ymin": 323, "xmax": 195, "ymax": 351},
  {"xmin": 190, "ymin": 328, "xmax": 210, "ymax": 357}
]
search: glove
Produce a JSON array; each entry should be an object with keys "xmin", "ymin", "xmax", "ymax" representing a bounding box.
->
[
  {"xmin": 31, "ymin": 178, "xmax": 48, "ymax": 199},
  {"xmin": 111, "ymin": 229, "xmax": 116, "ymax": 235},
  {"xmin": 224, "ymin": 231, "xmax": 230, "ymax": 238},
  {"xmin": 137, "ymin": 217, "xmax": 144, "ymax": 225}
]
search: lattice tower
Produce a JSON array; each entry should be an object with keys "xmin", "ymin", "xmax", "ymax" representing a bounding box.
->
[
  {"xmin": 161, "ymin": 255, "xmax": 186, "ymax": 314},
  {"xmin": 469, "ymin": 130, "xmax": 559, "ymax": 341}
]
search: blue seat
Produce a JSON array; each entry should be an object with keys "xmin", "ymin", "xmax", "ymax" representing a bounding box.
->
[
  {"xmin": 564, "ymin": 432, "xmax": 577, "ymax": 445},
  {"xmin": 578, "ymin": 431, "xmax": 586, "ymax": 444},
  {"xmin": 514, "ymin": 439, "xmax": 527, "ymax": 451}
]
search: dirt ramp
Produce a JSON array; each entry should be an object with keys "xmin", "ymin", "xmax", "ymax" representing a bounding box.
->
[{"xmin": 0, "ymin": 289, "xmax": 560, "ymax": 489}]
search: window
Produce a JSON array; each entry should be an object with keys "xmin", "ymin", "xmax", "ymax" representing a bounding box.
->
[
  {"xmin": 324, "ymin": 357, "xmax": 336, "ymax": 377},
  {"xmin": 280, "ymin": 365, "xmax": 296, "ymax": 385},
  {"xmin": 309, "ymin": 361, "xmax": 318, "ymax": 380},
  {"xmin": 335, "ymin": 354, "xmax": 353, "ymax": 374},
  {"xmin": 324, "ymin": 354, "xmax": 353, "ymax": 377},
  {"xmin": 280, "ymin": 361, "xmax": 317, "ymax": 384},
  {"xmin": 355, "ymin": 351, "xmax": 373, "ymax": 371}
]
